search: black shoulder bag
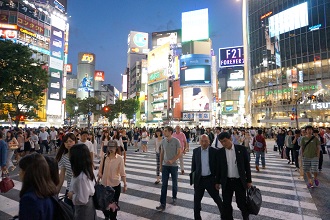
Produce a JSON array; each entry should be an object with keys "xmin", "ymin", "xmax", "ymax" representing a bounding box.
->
[{"xmin": 93, "ymin": 155, "xmax": 115, "ymax": 210}]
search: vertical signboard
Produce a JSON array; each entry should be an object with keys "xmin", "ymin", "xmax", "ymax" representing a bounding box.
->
[{"xmin": 77, "ymin": 53, "xmax": 95, "ymax": 99}]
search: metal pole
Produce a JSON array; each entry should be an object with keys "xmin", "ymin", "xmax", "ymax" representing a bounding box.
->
[
  {"xmin": 295, "ymin": 97, "xmax": 302, "ymax": 129},
  {"xmin": 88, "ymin": 90, "xmax": 91, "ymax": 130}
]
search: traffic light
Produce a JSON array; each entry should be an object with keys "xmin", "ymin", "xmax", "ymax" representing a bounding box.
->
[
  {"xmin": 103, "ymin": 106, "xmax": 110, "ymax": 112},
  {"xmin": 20, "ymin": 115, "xmax": 25, "ymax": 121},
  {"xmin": 290, "ymin": 114, "xmax": 295, "ymax": 120}
]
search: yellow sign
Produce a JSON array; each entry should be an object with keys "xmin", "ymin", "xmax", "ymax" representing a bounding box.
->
[{"xmin": 81, "ymin": 54, "xmax": 94, "ymax": 63}]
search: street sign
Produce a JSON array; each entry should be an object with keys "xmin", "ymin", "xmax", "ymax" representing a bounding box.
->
[
  {"xmin": 88, "ymin": 111, "xmax": 92, "ymax": 116},
  {"xmin": 292, "ymin": 107, "xmax": 295, "ymax": 112}
]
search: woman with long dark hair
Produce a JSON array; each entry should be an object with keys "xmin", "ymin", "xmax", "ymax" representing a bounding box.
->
[
  {"xmin": 23, "ymin": 130, "xmax": 32, "ymax": 154},
  {"xmin": 112, "ymin": 130, "xmax": 125, "ymax": 163},
  {"xmin": 55, "ymin": 133, "xmax": 77, "ymax": 207},
  {"xmin": 100, "ymin": 130, "xmax": 110, "ymax": 157},
  {"xmin": 18, "ymin": 153, "xmax": 57, "ymax": 220},
  {"xmin": 68, "ymin": 144, "xmax": 96, "ymax": 220}
]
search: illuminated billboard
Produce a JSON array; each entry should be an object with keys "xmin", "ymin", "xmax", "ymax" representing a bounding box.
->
[
  {"xmin": 122, "ymin": 74, "xmax": 128, "ymax": 93},
  {"xmin": 182, "ymin": 8, "xmax": 209, "ymax": 42},
  {"xmin": 151, "ymin": 30, "xmax": 181, "ymax": 49},
  {"xmin": 0, "ymin": 29, "xmax": 17, "ymax": 42},
  {"xmin": 128, "ymin": 31, "xmax": 149, "ymax": 54},
  {"xmin": 183, "ymin": 87, "xmax": 211, "ymax": 111},
  {"xmin": 268, "ymin": 2, "xmax": 308, "ymax": 37},
  {"xmin": 219, "ymin": 46, "xmax": 244, "ymax": 67},
  {"xmin": 94, "ymin": 71, "xmax": 105, "ymax": 81},
  {"xmin": 180, "ymin": 54, "xmax": 211, "ymax": 87},
  {"xmin": 147, "ymin": 42, "xmax": 170, "ymax": 74}
]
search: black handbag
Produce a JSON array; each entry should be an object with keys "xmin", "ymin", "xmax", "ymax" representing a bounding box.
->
[
  {"xmin": 93, "ymin": 155, "xmax": 115, "ymax": 210},
  {"xmin": 247, "ymin": 186, "xmax": 262, "ymax": 215},
  {"xmin": 273, "ymin": 144, "xmax": 278, "ymax": 151},
  {"xmin": 51, "ymin": 196, "xmax": 74, "ymax": 220}
]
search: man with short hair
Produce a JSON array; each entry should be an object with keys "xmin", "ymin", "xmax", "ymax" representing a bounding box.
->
[
  {"xmin": 217, "ymin": 132, "xmax": 252, "ymax": 220},
  {"xmin": 49, "ymin": 127, "xmax": 58, "ymax": 151},
  {"xmin": 78, "ymin": 131, "xmax": 94, "ymax": 161},
  {"xmin": 156, "ymin": 126, "xmax": 181, "ymax": 211},
  {"xmin": 212, "ymin": 127, "xmax": 223, "ymax": 149},
  {"xmin": 301, "ymin": 125, "xmax": 321, "ymax": 188},
  {"xmin": 253, "ymin": 129, "xmax": 267, "ymax": 171},
  {"xmin": 38, "ymin": 127, "xmax": 50, "ymax": 154},
  {"xmin": 172, "ymin": 125, "xmax": 187, "ymax": 175},
  {"xmin": 192, "ymin": 134, "xmax": 223, "ymax": 219}
]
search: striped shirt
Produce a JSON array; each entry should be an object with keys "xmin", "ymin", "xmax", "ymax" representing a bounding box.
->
[{"xmin": 58, "ymin": 153, "xmax": 73, "ymax": 190}]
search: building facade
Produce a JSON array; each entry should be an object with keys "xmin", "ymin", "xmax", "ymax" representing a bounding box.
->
[{"xmin": 248, "ymin": 0, "xmax": 330, "ymax": 127}]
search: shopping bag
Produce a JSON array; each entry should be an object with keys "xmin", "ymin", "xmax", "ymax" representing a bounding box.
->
[{"xmin": 247, "ymin": 186, "xmax": 262, "ymax": 215}]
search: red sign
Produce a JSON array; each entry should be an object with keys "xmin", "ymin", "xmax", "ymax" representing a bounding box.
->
[
  {"xmin": 17, "ymin": 14, "xmax": 44, "ymax": 34},
  {"xmin": 94, "ymin": 71, "xmax": 105, "ymax": 82},
  {"xmin": 0, "ymin": 29, "xmax": 17, "ymax": 39},
  {"xmin": 66, "ymin": 64, "xmax": 72, "ymax": 73}
]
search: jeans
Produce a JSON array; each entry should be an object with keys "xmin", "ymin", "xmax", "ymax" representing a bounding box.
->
[
  {"xmin": 286, "ymin": 147, "xmax": 294, "ymax": 162},
  {"xmin": 255, "ymin": 151, "xmax": 265, "ymax": 167},
  {"xmin": 160, "ymin": 165, "xmax": 178, "ymax": 206},
  {"xmin": 294, "ymin": 150, "xmax": 300, "ymax": 168},
  {"xmin": 40, "ymin": 140, "xmax": 49, "ymax": 153}
]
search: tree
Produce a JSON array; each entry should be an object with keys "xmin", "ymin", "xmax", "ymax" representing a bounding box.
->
[
  {"xmin": 122, "ymin": 99, "xmax": 139, "ymax": 122},
  {"xmin": 103, "ymin": 104, "xmax": 120, "ymax": 125},
  {"xmin": 0, "ymin": 40, "xmax": 49, "ymax": 127},
  {"xmin": 65, "ymin": 94, "xmax": 79, "ymax": 118},
  {"xmin": 77, "ymin": 97, "xmax": 104, "ymax": 128}
]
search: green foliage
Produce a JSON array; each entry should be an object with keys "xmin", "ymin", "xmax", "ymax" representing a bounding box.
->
[
  {"xmin": 65, "ymin": 94, "xmax": 79, "ymax": 117},
  {"xmin": 102, "ymin": 99, "xmax": 139, "ymax": 124},
  {"xmin": 77, "ymin": 97, "xmax": 104, "ymax": 116},
  {"xmin": 0, "ymin": 40, "xmax": 49, "ymax": 127}
]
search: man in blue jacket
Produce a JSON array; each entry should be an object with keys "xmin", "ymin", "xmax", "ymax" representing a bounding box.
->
[{"xmin": 0, "ymin": 131, "xmax": 8, "ymax": 174}]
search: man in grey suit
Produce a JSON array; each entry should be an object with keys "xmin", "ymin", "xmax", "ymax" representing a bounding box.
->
[
  {"xmin": 216, "ymin": 132, "xmax": 252, "ymax": 220},
  {"xmin": 191, "ymin": 134, "xmax": 223, "ymax": 220}
]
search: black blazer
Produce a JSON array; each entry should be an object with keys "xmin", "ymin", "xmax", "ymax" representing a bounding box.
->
[
  {"xmin": 216, "ymin": 144, "xmax": 252, "ymax": 190},
  {"xmin": 191, "ymin": 146, "xmax": 219, "ymax": 187}
]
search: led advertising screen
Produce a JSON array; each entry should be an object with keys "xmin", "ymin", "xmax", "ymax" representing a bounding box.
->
[
  {"xmin": 180, "ymin": 65, "xmax": 211, "ymax": 86},
  {"xmin": 180, "ymin": 54, "xmax": 211, "ymax": 87},
  {"xmin": 268, "ymin": 2, "xmax": 308, "ymax": 37},
  {"xmin": 183, "ymin": 87, "xmax": 211, "ymax": 111},
  {"xmin": 219, "ymin": 46, "xmax": 244, "ymax": 67},
  {"xmin": 182, "ymin": 8, "xmax": 209, "ymax": 42},
  {"xmin": 151, "ymin": 30, "xmax": 181, "ymax": 49},
  {"xmin": 128, "ymin": 31, "xmax": 149, "ymax": 54},
  {"xmin": 147, "ymin": 42, "xmax": 170, "ymax": 74}
]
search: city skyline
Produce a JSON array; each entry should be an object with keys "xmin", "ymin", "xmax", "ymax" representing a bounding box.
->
[{"xmin": 66, "ymin": 0, "xmax": 243, "ymax": 90}]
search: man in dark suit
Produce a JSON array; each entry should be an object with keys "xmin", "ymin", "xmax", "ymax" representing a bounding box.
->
[
  {"xmin": 216, "ymin": 132, "xmax": 252, "ymax": 220},
  {"xmin": 191, "ymin": 134, "xmax": 223, "ymax": 220}
]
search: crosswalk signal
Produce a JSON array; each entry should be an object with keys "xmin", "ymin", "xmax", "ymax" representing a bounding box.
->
[{"xmin": 290, "ymin": 114, "xmax": 295, "ymax": 120}]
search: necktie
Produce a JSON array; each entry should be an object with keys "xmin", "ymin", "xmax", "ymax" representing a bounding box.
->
[{"xmin": 215, "ymin": 138, "xmax": 218, "ymax": 148}]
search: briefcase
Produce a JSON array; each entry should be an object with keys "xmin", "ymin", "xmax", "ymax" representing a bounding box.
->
[{"xmin": 247, "ymin": 186, "xmax": 262, "ymax": 215}]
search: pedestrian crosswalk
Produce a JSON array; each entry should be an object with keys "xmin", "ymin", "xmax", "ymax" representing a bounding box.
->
[{"xmin": 0, "ymin": 141, "xmax": 322, "ymax": 220}]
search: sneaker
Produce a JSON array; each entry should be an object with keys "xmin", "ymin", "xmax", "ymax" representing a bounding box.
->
[
  {"xmin": 156, "ymin": 204, "xmax": 165, "ymax": 211},
  {"xmin": 135, "ymin": 149, "xmax": 139, "ymax": 152},
  {"xmin": 256, "ymin": 165, "xmax": 260, "ymax": 172},
  {"xmin": 171, "ymin": 198, "xmax": 177, "ymax": 206},
  {"xmin": 307, "ymin": 182, "xmax": 313, "ymax": 188},
  {"xmin": 314, "ymin": 179, "xmax": 319, "ymax": 187}
]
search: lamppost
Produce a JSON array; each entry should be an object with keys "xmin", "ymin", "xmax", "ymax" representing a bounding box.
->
[
  {"xmin": 168, "ymin": 108, "xmax": 173, "ymax": 127},
  {"xmin": 74, "ymin": 106, "xmax": 78, "ymax": 127},
  {"xmin": 295, "ymin": 97, "xmax": 303, "ymax": 129}
]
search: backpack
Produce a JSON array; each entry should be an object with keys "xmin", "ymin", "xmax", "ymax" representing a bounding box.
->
[
  {"xmin": 254, "ymin": 137, "xmax": 263, "ymax": 149},
  {"xmin": 51, "ymin": 196, "xmax": 74, "ymax": 220}
]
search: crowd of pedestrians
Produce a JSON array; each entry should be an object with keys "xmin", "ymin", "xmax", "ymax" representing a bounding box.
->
[{"xmin": 0, "ymin": 124, "xmax": 329, "ymax": 220}]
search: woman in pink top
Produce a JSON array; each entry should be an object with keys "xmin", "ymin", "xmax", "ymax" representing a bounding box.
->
[{"xmin": 98, "ymin": 140, "xmax": 127, "ymax": 220}]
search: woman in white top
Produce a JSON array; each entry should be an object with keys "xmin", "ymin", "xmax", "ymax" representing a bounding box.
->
[
  {"xmin": 5, "ymin": 130, "xmax": 18, "ymax": 171},
  {"xmin": 154, "ymin": 129, "xmax": 163, "ymax": 184},
  {"xmin": 141, "ymin": 128, "xmax": 149, "ymax": 152},
  {"xmin": 89, "ymin": 133, "xmax": 98, "ymax": 159},
  {"xmin": 68, "ymin": 144, "xmax": 96, "ymax": 220}
]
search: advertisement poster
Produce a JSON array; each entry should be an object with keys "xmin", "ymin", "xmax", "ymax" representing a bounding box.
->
[
  {"xmin": 94, "ymin": 71, "xmax": 105, "ymax": 81},
  {"xmin": 183, "ymin": 87, "xmax": 211, "ymax": 111}
]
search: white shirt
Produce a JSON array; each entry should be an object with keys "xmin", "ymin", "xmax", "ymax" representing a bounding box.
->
[
  {"xmin": 212, "ymin": 136, "xmax": 223, "ymax": 149},
  {"xmin": 50, "ymin": 130, "xmax": 58, "ymax": 140},
  {"xmin": 69, "ymin": 172, "xmax": 95, "ymax": 205},
  {"xmin": 324, "ymin": 133, "xmax": 330, "ymax": 146},
  {"xmin": 201, "ymin": 147, "xmax": 211, "ymax": 176},
  {"xmin": 78, "ymin": 140, "xmax": 94, "ymax": 153},
  {"xmin": 225, "ymin": 144, "xmax": 240, "ymax": 178},
  {"xmin": 38, "ymin": 131, "xmax": 49, "ymax": 141}
]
